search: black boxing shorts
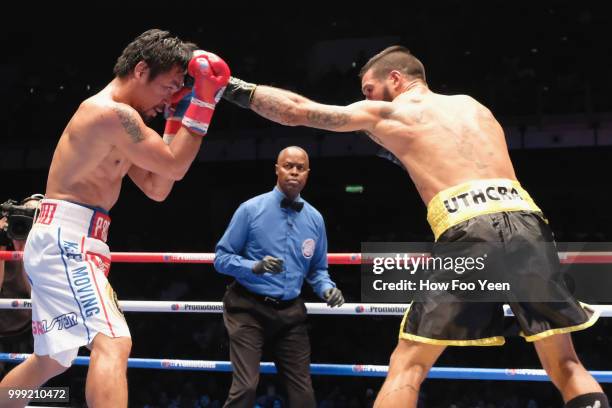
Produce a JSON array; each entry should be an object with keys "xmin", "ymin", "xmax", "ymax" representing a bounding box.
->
[{"xmin": 399, "ymin": 179, "xmax": 598, "ymax": 346}]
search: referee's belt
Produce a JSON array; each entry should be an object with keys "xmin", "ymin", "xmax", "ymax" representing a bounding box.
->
[{"xmin": 233, "ymin": 282, "xmax": 299, "ymax": 309}]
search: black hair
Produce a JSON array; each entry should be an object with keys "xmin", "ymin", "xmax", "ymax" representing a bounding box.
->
[
  {"xmin": 113, "ymin": 29, "xmax": 193, "ymax": 81},
  {"xmin": 359, "ymin": 45, "xmax": 426, "ymax": 83}
]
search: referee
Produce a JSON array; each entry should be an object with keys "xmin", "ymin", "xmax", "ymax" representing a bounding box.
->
[{"xmin": 214, "ymin": 146, "xmax": 344, "ymax": 408}]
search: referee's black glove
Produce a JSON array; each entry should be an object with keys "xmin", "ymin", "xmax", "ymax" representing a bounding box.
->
[
  {"xmin": 252, "ymin": 256, "xmax": 284, "ymax": 275},
  {"xmin": 323, "ymin": 288, "xmax": 344, "ymax": 307}
]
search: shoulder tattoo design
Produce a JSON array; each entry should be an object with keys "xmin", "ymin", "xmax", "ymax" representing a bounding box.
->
[{"xmin": 113, "ymin": 106, "xmax": 144, "ymax": 143}]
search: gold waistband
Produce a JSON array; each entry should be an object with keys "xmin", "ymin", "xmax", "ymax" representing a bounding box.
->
[{"xmin": 426, "ymin": 179, "xmax": 541, "ymax": 240}]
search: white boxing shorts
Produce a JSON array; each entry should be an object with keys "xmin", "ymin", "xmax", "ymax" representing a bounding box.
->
[{"xmin": 24, "ymin": 199, "xmax": 130, "ymax": 367}]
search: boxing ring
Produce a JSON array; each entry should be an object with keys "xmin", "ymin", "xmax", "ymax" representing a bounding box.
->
[{"xmin": 1, "ymin": 250, "xmax": 612, "ymax": 385}]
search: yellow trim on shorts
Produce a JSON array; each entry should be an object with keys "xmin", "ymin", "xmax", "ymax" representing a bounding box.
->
[
  {"xmin": 521, "ymin": 302, "xmax": 600, "ymax": 342},
  {"xmin": 398, "ymin": 302, "xmax": 505, "ymax": 346},
  {"xmin": 427, "ymin": 179, "xmax": 542, "ymax": 241}
]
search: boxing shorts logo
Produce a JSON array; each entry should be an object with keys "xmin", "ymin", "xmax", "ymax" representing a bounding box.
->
[
  {"xmin": 302, "ymin": 238, "xmax": 315, "ymax": 259},
  {"xmin": 443, "ymin": 185, "xmax": 524, "ymax": 214},
  {"xmin": 37, "ymin": 203, "xmax": 57, "ymax": 225},
  {"xmin": 105, "ymin": 283, "xmax": 124, "ymax": 318},
  {"xmin": 90, "ymin": 212, "xmax": 110, "ymax": 242},
  {"xmin": 86, "ymin": 252, "xmax": 111, "ymax": 277},
  {"xmin": 32, "ymin": 312, "xmax": 78, "ymax": 335}
]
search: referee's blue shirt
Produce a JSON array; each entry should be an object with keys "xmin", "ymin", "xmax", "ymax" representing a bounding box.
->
[{"xmin": 214, "ymin": 187, "xmax": 335, "ymax": 300}]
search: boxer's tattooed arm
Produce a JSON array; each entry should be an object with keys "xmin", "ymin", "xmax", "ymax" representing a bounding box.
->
[
  {"xmin": 251, "ymin": 91, "xmax": 297, "ymax": 125},
  {"xmin": 251, "ymin": 86, "xmax": 350, "ymax": 129},
  {"xmin": 305, "ymin": 108, "xmax": 350, "ymax": 128},
  {"xmin": 113, "ymin": 106, "xmax": 144, "ymax": 143}
]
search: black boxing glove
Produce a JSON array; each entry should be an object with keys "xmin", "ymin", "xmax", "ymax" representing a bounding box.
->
[
  {"xmin": 222, "ymin": 76, "xmax": 257, "ymax": 109},
  {"xmin": 252, "ymin": 256, "xmax": 284, "ymax": 275}
]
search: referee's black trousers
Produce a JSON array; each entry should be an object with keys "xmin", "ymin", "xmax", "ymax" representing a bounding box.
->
[{"xmin": 222, "ymin": 282, "xmax": 316, "ymax": 408}]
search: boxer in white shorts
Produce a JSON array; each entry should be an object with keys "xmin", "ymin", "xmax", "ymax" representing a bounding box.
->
[
  {"xmin": 26, "ymin": 199, "xmax": 130, "ymax": 368},
  {"xmin": 0, "ymin": 29, "xmax": 230, "ymax": 408}
]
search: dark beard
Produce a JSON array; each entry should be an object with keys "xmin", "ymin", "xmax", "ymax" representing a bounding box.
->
[{"xmin": 382, "ymin": 86, "xmax": 393, "ymax": 102}]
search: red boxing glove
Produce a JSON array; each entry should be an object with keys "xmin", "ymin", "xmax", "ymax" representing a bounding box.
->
[
  {"xmin": 182, "ymin": 51, "xmax": 231, "ymax": 136},
  {"xmin": 163, "ymin": 87, "xmax": 193, "ymax": 144}
]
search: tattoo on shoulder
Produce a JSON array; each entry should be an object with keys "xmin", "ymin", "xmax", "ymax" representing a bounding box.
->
[
  {"xmin": 112, "ymin": 105, "xmax": 144, "ymax": 143},
  {"xmin": 306, "ymin": 108, "xmax": 350, "ymax": 128}
]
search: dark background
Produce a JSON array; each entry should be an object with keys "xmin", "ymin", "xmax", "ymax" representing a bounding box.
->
[{"xmin": 1, "ymin": 2, "xmax": 612, "ymax": 407}]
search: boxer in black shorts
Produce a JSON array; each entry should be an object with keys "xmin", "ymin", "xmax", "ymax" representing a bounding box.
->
[
  {"xmin": 401, "ymin": 180, "xmax": 597, "ymax": 347},
  {"xmin": 221, "ymin": 45, "xmax": 609, "ymax": 408}
]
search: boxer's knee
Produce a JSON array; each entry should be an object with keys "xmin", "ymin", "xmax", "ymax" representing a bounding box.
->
[{"xmin": 90, "ymin": 334, "xmax": 132, "ymax": 370}]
